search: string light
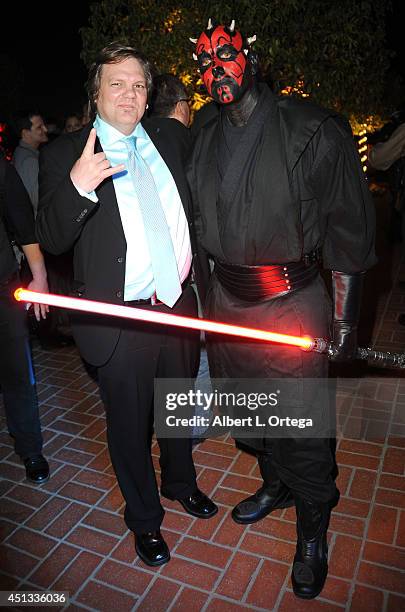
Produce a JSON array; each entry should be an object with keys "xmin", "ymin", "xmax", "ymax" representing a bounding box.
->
[{"xmin": 357, "ymin": 128, "xmax": 368, "ymax": 174}]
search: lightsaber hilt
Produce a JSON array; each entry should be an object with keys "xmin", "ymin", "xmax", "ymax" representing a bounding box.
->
[
  {"xmin": 310, "ymin": 337, "xmax": 405, "ymax": 369},
  {"xmin": 356, "ymin": 347, "xmax": 405, "ymax": 368}
]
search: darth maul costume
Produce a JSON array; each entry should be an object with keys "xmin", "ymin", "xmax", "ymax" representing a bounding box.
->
[{"xmin": 188, "ymin": 21, "xmax": 376, "ymax": 599}]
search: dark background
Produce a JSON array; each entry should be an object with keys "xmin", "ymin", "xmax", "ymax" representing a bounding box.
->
[
  {"xmin": 1, "ymin": 3, "xmax": 91, "ymax": 123},
  {"xmin": 1, "ymin": 1, "xmax": 404, "ymax": 125},
  {"xmin": 386, "ymin": 0, "xmax": 405, "ymax": 85}
]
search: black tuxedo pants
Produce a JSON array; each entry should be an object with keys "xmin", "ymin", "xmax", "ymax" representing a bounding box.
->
[{"xmin": 97, "ymin": 286, "xmax": 200, "ymax": 534}]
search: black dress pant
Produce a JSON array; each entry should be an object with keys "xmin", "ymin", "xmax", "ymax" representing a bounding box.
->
[
  {"xmin": 260, "ymin": 438, "xmax": 337, "ymax": 503},
  {"xmin": 0, "ymin": 291, "xmax": 42, "ymax": 459},
  {"xmin": 97, "ymin": 286, "xmax": 200, "ymax": 534}
]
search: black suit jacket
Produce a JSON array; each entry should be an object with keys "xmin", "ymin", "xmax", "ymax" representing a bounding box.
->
[
  {"xmin": 36, "ymin": 120, "xmax": 209, "ymax": 366},
  {"xmin": 147, "ymin": 117, "xmax": 192, "ymax": 163}
]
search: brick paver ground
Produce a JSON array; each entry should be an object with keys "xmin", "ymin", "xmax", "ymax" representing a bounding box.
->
[{"xmin": 1, "ymin": 193, "xmax": 405, "ymax": 610}]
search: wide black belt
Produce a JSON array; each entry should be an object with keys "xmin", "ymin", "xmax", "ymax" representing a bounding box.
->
[{"xmin": 214, "ymin": 256, "xmax": 319, "ymax": 301}]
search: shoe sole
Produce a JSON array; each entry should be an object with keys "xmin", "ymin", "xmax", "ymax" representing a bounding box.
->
[
  {"xmin": 135, "ymin": 544, "xmax": 170, "ymax": 567},
  {"xmin": 26, "ymin": 474, "xmax": 50, "ymax": 485},
  {"xmin": 178, "ymin": 501, "xmax": 219, "ymax": 519},
  {"xmin": 232, "ymin": 497, "xmax": 295, "ymax": 525}
]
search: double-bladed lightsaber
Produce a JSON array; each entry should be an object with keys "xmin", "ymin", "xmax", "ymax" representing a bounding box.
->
[{"xmin": 14, "ymin": 288, "xmax": 405, "ymax": 369}]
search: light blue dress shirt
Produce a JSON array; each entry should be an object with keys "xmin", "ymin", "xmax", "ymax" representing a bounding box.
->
[{"xmin": 84, "ymin": 115, "xmax": 192, "ymax": 301}]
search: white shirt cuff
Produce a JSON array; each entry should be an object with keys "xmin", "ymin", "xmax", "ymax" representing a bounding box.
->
[{"xmin": 72, "ymin": 181, "xmax": 99, "ymax": 203}]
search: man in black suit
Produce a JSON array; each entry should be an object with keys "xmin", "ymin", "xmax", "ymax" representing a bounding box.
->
[
  {"xmin": 36, "ymin": 42, "xmax": 217, "ymax": 567},
  {"xmin": 149, "ymin": 74, "xmax": 191, "ymax": 128},
  {"xmin": 148, "ymin": 74, "xmax": 192, "ymax": 163}
]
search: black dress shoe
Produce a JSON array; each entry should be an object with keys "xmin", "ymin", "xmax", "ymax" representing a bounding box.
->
[
  {"xmin": 232, "ymin": 482, "xmax": 295, "ymax": 524},
  {"xmin": 178, "ymin": 488, "xmax": 218, "ymax": 518},
  {"xmin": 135, "ymin": 530, "xmax": 170, "ymax": 567},
  {"xmin": 24, "ymin": 455, "xmax": 50, "ymax": 484}
]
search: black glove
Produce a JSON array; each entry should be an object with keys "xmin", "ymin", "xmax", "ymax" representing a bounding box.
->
[{"xmin": 331, "ymin": 271, "xmax": 365, "ymax": 362}]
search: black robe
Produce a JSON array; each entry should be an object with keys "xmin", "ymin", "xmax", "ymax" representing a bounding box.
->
[{"xmin": 188, "ymin": 85, "xmax": 376, "ymax": 453}]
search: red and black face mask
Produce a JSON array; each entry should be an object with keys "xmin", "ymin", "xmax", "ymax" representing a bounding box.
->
[{"xmin": 196, "ymin": 25, "xmax": 250, "ymax": 104}]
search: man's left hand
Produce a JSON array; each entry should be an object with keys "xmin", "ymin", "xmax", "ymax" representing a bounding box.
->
[{"xmin": 27, "ymin": 277, "xmax": 49, "ymax": 321}]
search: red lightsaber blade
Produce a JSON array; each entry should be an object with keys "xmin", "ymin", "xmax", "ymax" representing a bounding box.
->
[
  {"xmin": 14, "ymin": 288, "xmax": 405, "ymax": 368},
  {"xmin": 14, "ymin": 288, "xmax": 313, "ymax": 350}
]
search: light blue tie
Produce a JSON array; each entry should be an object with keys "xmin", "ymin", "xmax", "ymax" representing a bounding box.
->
[{"xmin": 125, "ymin": 137, "xmax": 182, "ymax": 307}]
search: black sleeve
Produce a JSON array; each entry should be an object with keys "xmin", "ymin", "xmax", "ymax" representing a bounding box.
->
[
  {"xmin": 186, "ymin": 137, "xmax": 212, "ymax": 306},
  {"xmin": 186, "ymin": 136, "xmax": 204, "ymax": 244},
  {"xmin": 4, "ymin": 160, "xmax": 37, "ymax": 246},
  {"xmin": 309, "ymin": 118, "xmax": 377, "ymax": 273},
  {"xmin": 36, "ymin": 136, "xmax": 98, "ymax": 255}
]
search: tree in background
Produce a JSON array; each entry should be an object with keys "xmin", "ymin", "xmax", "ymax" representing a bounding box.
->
[{"xmin": 80, "ymin": 0, "xmax": 395, "ymax": 126}]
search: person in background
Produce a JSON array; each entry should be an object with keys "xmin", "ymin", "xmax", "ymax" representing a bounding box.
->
[
  {"xmin": 148, "ymin": 74, "xmax": 192, "ymax": 160},
  {"xmin": 369, "ymin": 119, "xmax": 405, "ymax": 173},
  {"xmin": 13, "ymin": 111, "xmax": 73, "ymax": 349},
  {"xmin": 149, "ymin": 74, "xmax": 191, "ymax": 127},
  {"xmin": 36, "ymin": 42, "xmax": 217, "ymax": 568},
  {"xmin": 12, "ymin": 110, "xmax": 48, "ymax": 216},
  {"xmin": 64, "ymin": 113, "xmax": 83, "ymax": 133},
  {"xmin": 368, "ymin": 109, "xmax": 405, "ymax": 245},
  {"xmin": 0, "ymin": 151, "xmax": 50, "ymax": 484}
]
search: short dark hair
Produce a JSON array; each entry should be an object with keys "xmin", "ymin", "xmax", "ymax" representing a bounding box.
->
[
  {"xmin": 12, "ymin": 110, "xmax": 41, "ymax": 138},
  {"xmin": 149, "ymin": 74, "xmax": 188, "ymax": 119},
  {"xmin": 86, "ymin": 41, "xmax": 154, "ymax": 115}
]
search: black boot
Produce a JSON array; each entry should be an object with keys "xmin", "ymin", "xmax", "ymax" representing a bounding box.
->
[
  {"xmin": 232, "ymin": 453, "xmax": 294, "ymax": 524},
  {"xmin": 292, "ymin": 497, "xmax": 330, "ymax": 599}
]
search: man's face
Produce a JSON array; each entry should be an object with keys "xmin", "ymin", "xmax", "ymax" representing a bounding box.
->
[
  {"xmin": 96, "ymin": 57, "xmax": 148, "ymax": 134},
  {"xmin": 23, "ymin": 115, "xmax": 48, "ymax": 148},
  {"xmin": 196, "ymin": 25, "xmax": 249, "ymax": 104}
]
